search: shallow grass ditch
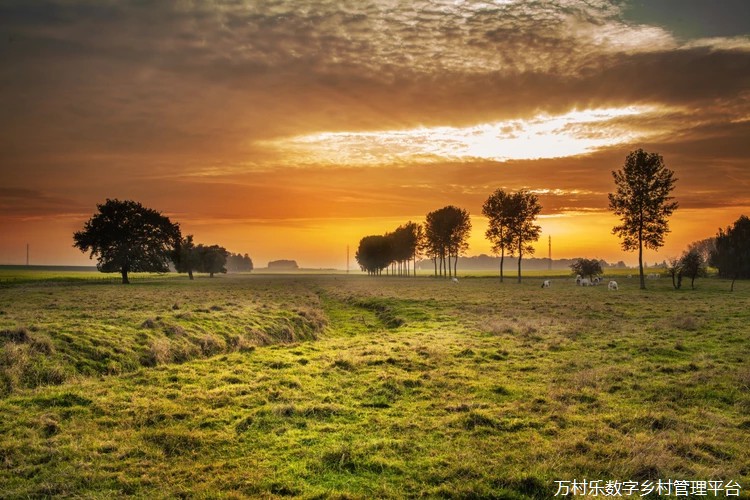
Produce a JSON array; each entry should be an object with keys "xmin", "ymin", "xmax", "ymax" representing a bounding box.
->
[{"xmin": 0, "ymin": 271, "xmax": 749, "ymax": 498}]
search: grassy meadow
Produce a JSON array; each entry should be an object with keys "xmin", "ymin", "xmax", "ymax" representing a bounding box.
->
[{"xmin": 1, "ymin": 269, "xmax": 749, "ymax": 498}]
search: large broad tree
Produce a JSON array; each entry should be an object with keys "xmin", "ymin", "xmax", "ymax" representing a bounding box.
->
[
  {"xmin": 482, "ymin": 189, "xmax": 514, "ymax": 282},
  {"xmin": 197, "ymin": 244, "xmax": 229, "ymax": 277},
  {"xmin": 608, "ymin": 149, "xmax": 678, "ymax": 290},
  {"xmin": 710, "ymin": 215, "xmax": 750, "ymax": 291},
  {"xmin": 355, "ymin": 235, "xmax": 392, "ymax": 275},
  {"xmin": 507, "ymin": 190, "xmax": 542, "ymax": 283},
  {"xmin": 74, "ymin": 199, "xmax": 181, "ymax": 284}
]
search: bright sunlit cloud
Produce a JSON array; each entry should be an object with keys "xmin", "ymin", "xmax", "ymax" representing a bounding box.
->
[{"xmin": 261, "ymin": 106, "xmax": 663, "ymax": 166}]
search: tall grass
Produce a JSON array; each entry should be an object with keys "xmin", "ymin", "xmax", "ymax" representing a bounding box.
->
[{"xmin": 0, "ymin": 273, "xmax": 748, "ymax": 497}]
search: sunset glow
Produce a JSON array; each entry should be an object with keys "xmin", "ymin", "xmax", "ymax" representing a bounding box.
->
[
  {"xmin": 263, "ymin": 107, "xmax": 660, "ymax": 165},
  {"xmin": 1, "ymin": 1, "xmax": 749, "ymax": 269}
]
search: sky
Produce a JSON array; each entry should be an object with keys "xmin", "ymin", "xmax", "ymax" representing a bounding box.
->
[{"xmin": 1, "ymin": 0, "xmax": 749, "ymax": 269}]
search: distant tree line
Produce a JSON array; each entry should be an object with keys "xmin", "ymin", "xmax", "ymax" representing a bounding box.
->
[
  {"xmin": 226, "ymin": 253, "xmax": 254, "ymax": 272},
  {"xmin": 710, "ymin": 215, "xmax": 750, "ymax": 291},
  {"xmin": 356, "ymin": 193, "xmax": 545, "ymax": 281},
  {"xmin": 73, "ymin": 199, "xmax": 254, "ymax": 283}
]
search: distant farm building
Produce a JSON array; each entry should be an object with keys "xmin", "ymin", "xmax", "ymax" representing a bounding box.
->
[{"xmin": 268, "ymin": 259, "xmax": 299, "ymax": 270}]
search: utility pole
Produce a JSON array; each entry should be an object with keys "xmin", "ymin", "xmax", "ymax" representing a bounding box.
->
[{"xmin": 548, "ymin": 236, "xmax": 551, "ymax": 270}]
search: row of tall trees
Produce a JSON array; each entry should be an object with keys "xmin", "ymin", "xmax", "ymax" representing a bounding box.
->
[
  {"xmin": 356, "ymin": 197, "xmax": 547, "ymax": 280},
  {"xmin": 73, "ymin": 199, "xmax": 252, "ymax": 283},
  {"xmin": 424, "ymin": 206, "xmax": 471, "ymax": 278},
  {"xmin": 355, "ymin": 207, "xmax": 475, "ymax": 278},
  {"xmin": 355, "ymin": 222, "xmax": 422, "ymax": 276}
]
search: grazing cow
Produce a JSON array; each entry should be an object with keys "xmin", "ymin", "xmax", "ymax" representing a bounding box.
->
[
  {"xmin": 575, "ymin": 274, "xmax": 582, "ymax": 285},
  {"xmin": 608, "ymin": 280, "xmax": 618, "ymax": 290},
  {"xmin": 579, "ymin": 278, "xmax": 591, "ymax": 286},
  {"xmin": 542, "ymin": 280, "xmax": 550, "ymax": 288},
  {"xmin": 592, "ymin": 277, "xmax": 601, "ymax": 285},
  {"xmin": 451, "ymin": 277, "xmax": 458, "ymax": 283}
]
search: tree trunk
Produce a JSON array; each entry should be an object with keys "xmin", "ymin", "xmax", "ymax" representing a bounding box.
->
[
  {"xmin": 188, "ymin": 269, "xmax": 194, "ymax": 280},
  {"xmin": 517, "ymin": 253, "xmax": 523, "ymax": 284},
  {"xmin": 453, "ymin": 253, "xmax": 457, "ymax": 277},
  {"xmin": 638, "ymin": 227, "xmax": 646, "ymax": 290},
  {"xmin": 433, "ymin": 257, "xmax": 437, "ymax": 276},
  {"xmin": 731, "ymin": 276, "xmax": 736, "ymax": 292},
  {"xmin": 500, "ymin": 249, "xmax": 504, "ymax": 283},
  {"xmin": 517, "ymin": 239, "xmax": 523, "ymax": 284},
  {"xmin": 210, "ymin": 272, "xmax": 214, "ymax": 278},
  {"xmin": 121, "ymin": 268, "xmax": 130, "ymax": 284}
]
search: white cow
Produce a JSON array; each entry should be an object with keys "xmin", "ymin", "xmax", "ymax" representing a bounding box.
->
[
  {"xmin": 608, "ymin": 280, "xmax": 618, "ymax": 290},
  {"xmin": 451, "ymin": 277, "xmax": 459, "ymax": 283},
  {"xmin": 579, "ymin": 278, "xmax": 591, "ymax": 286},
  {"xmin": 592, "ymin": 277, "xmax": 601, "ymax": 285},
  {"xmin": 575, "ymin": 274, "xmax": 582, "ymax": 285},
  {"xmin": 542, "ymin": 280, "xmax": 550, "ymax": 288}
]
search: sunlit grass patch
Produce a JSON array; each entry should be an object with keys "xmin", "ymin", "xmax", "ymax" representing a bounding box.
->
[{"xmin": 0, "ymin": 273, "xmax": 748, "ymax": 497}]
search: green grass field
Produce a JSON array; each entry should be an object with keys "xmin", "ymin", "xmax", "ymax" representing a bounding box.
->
[{"xmin": 1, "ymin": 270, "xmax": 748, "ymax": 498}]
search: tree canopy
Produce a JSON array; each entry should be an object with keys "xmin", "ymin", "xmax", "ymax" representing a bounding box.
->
[
  {"xmin": 679, "ymin": 248, "xmax": 707, "ymax": 290},
  {"xmin": 226, "ymin": 253, "xmax": 253, "ymax": 272},
  {"xmin": 173, "ymin": 237, "xmax": 231, "ymax": 278},
  {"xmin": 608, "ymin": 149, "xmax": 678, "ymax": 289},
  {"xmin": 570, "ymin": 258, "xmax": 603, "ymax": 281},
  {"xmin": 482, "ymin": 189, "xmax": 514, "ymax": 282},
  {"xmin": 425, "ymin": 206, "xmax": 472, "ymax": 278},
  {"xmin": 710, "ymin": 215, "xmax": 750, "ymax": 291},
  {"xmin": 73, "ymin": 199, "xmax": 181, "ymax": 284},
  {"xmin": 506, "ymin": 190, "xmax": 542, "ymax": 283},
  {"xmin": 172, "ymin": 235, "xmax": 200, "ymax": 280},
  {"xmin": 196, "ymin": 244, "xmax": 229, "ymax": 277},
  {"xmin": 355, "ymin": 235, "xmax": 392, "ymax": 275}
]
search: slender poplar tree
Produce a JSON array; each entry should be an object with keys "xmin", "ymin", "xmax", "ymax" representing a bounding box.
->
[{"xmin": 608, "ymin": 149, "xmax": 678, "ymax": 290}]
